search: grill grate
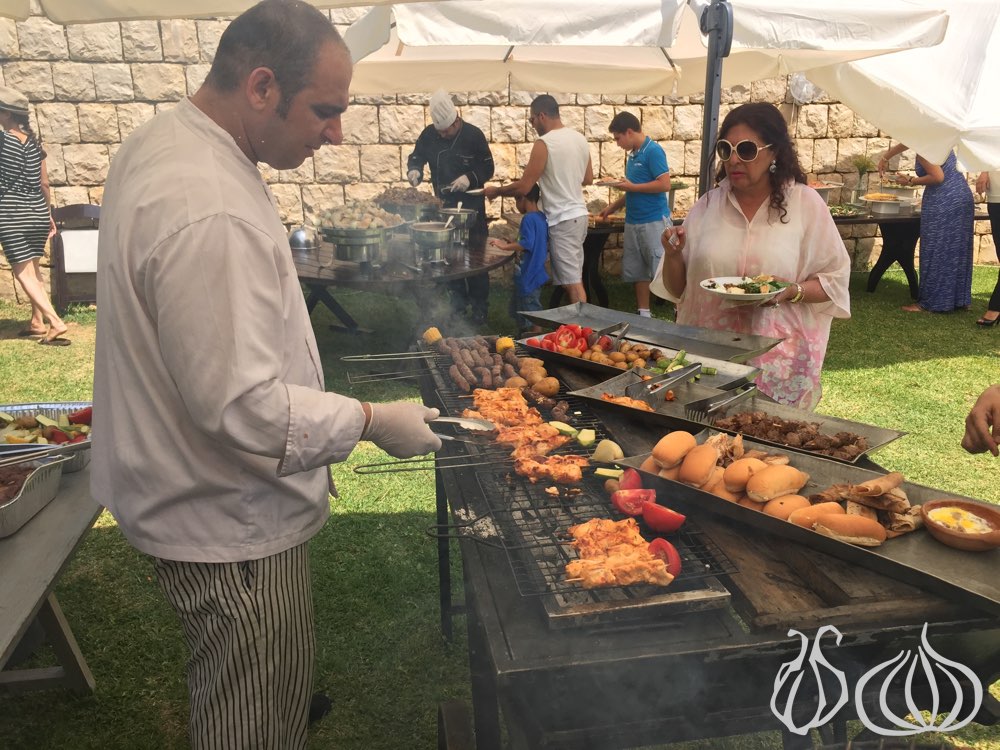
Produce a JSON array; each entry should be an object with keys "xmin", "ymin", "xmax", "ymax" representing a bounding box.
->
[{"xmin": 424, "ymin": 337, "xmax": 736, "ymax": 603}]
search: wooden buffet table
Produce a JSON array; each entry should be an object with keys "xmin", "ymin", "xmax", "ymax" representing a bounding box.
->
[
  {"xmin": 419, "ymin": 363, "xmax": 1000, "ymax": 750},
  {"xmin": 0, "ymin": 466, "xmax": 100, "ymax": 694}
]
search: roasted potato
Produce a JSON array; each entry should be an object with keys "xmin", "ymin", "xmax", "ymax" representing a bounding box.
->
[{"xmin": 533, "ymin": 376, "xmax": 560, "ymax": 397}]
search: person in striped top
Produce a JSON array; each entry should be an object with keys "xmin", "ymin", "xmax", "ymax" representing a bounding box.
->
[{"xmin": 0, "ymin": 86, "xmax": 68, "ymax": 345}]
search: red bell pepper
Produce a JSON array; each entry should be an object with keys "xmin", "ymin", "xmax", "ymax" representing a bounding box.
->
[{"xmin": 68, "ymin": 406, "xmax": 92, "ymax": 425}]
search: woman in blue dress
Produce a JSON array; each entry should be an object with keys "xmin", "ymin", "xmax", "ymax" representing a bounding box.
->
[{"xmin": 880, "ymin": 145, "xmax": 973, "ymax": 313}]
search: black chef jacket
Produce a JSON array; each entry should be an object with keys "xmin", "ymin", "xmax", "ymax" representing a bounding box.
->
[{"xmin": 407, "ymin": 120, "xmax": 495, "ymax": 233}]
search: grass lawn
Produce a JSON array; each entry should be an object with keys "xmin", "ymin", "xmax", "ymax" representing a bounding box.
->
[{"xmin": 0, "ymin": 264, "xmax": 998, "ymax": 749}]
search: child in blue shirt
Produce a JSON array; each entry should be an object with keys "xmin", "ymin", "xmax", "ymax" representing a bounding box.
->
[{"xmin": 489, "ymin": 184, "xmax": 548, "ymax": 335}]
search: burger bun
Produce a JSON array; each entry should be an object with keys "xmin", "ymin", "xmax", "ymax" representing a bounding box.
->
[{"xmin": 813, "ymin": 514, "xmax": 887, "ymax": 547}]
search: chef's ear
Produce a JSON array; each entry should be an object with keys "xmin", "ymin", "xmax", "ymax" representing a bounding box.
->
[{"xmin": 245, "ymin": 66, "xmax": 280, "ymax": 112}]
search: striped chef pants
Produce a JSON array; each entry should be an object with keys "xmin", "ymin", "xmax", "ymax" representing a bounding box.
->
[{"xmin": 154, "ymin": 543, "xmax": 315, "ymax": 750}]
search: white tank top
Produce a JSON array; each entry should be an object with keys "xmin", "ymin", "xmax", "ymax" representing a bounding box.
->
[
  {"xmin": 537, "ymin": 127, "xmax": 590, "ymax": 225},
  {"xmin": 987, "ymin": 170, "xmax": 1000, "ymax": 203}
]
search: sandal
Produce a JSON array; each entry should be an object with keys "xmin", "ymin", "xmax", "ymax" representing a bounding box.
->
[
  {"xmin": 976, "ymin": 315, "xmax": 1000, "ymax": 328},
  {"xmin": 38, "ymin": 336, "xmax": 71, "ymax": 346}
]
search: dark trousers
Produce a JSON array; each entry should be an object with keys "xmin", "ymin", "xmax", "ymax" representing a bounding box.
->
[
  {"xmin": 448, "ymin": 220, "xmax": 490, "ymax": 319},
  {"xmin": 867, "ymin": 220, "xmax": 920, "ymax": 299},
  {"xmin": 987, "ymin": 203, "xmax": 1000, "ymax": 313}
]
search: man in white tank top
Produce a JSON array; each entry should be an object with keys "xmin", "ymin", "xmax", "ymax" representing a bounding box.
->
[{"xmin": 485, "ymin": 95, "xmax": 593, "ymax": 303}]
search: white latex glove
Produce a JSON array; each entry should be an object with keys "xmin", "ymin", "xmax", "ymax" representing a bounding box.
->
[
  {"xmin": 362, "ymin": 402, "xmax": 441, "ymax": 458},
  {"xmin": 407, "ymin": 170, "xmax": 422, "ymax": 187},
  {"xmin": 445, "ymin": 174, "xmax": 471, "ymax": 193}
]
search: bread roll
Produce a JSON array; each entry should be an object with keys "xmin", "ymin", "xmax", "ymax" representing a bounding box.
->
[
  {"xmin": 700, "ymin": 465, "xmax": 726, "ymax": 492},
  {"xmin": 711, "ymin": 485, "xmax": 744, "ymax": 503},
  {"xmin": 678, "ymin": 444, "xmax": 721, "ymax": 487},
  {"xmin": 763, "ymin": 494, "xmax": 811, "ymax": 520},
  {"xmin": 788, "ymin": 501, "xmax": 846, "ymax": 528},
  {"xmin": 723, "ymin": 457, "xmax": 767, "ymax": 493},
  {"xmin": 658, "ymin": 464, "xmax": 681, "ymax": 481},
  {"xmin": 639, "ymin": 455, "xmax": 661, "ymax": 474},
  {"xmin": 737, "ymin": 496, "xmax": 767, "ymax": 512},
  {"xmin": 813, "ymin": 514, "xmax": 887, "ymax": 547},
  {"xmin": 745, "ymin": 465, "xmax": 809, "ymax": 502},
  {"xmin": 652, "ymin": 431, "xmax": 698, "ymax": 469}
]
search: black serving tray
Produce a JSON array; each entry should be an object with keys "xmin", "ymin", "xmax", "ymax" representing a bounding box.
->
[
  {"xmin": 517, "ymin": 337, "xmax": 759, "ymax": 391},
  {"xmin": 619, "ymin": 431, "xmax": 1000, "ymax": 617},
  {"xmin": 520, "ymin": 303, "xmax": 782, "ymax": 363}
]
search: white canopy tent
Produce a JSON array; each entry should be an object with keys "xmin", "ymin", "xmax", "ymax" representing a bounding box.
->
[
  {"xmin": 807, "ymin": 0, "xmax": 1000, "ymax": 172},
  {"xmin": 0, "ymin": 0, "xmax": 446, "ymax": 23},
  {"xmin": 345, "ymin": 0, "xmax": 949, "ymax": 192},
  {"xmin": 346, "ymin": 0, "xmax": 948, "ymax": 96}
]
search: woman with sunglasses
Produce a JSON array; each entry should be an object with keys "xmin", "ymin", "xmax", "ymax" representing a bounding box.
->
[{"xmin": 651, "ymin": 102, "xmax": 850, "ymax": 409}]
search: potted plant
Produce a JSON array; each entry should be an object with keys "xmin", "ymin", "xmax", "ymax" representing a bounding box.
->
[{"xmin": 851, "ymin": 154, "xmax": 876, "ymax": 203}]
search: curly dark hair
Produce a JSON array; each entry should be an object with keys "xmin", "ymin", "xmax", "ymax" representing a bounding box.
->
[{"xmin": 715, "ymin": 103, "xmax": 805, "ymax": 223}]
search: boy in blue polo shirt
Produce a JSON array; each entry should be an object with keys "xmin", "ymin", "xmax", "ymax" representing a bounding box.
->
[
  {"xmin": 489, "ymin": 184, "xmax": 547, "ymax": 335},
  {"xmin": 599, "ymin": 112, "xmax": 671, "ymax": 317}
]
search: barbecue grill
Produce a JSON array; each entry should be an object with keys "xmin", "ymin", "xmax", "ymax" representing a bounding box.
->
[
  {"xmin": 411, "ymin": 339, "xmax": 737, "ymax": 628},
  {"xmin": 410, "ymin": 336, "xmax": 1000, "ymax": 750}
]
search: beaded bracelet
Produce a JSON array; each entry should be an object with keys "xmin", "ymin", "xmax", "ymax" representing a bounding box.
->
[{"xmin": 789, "ymin": 283, "xmax": 804, "ymax": 304}]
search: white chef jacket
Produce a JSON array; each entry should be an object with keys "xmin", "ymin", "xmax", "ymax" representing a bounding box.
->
[{"xmin": 92, "ymin": 98, "xmax": 366, "ymax": 563}]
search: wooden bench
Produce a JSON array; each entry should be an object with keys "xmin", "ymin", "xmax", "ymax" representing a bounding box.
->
[
  {"xmin": 49, "ymin": 204, "xmax": 100, "ymax": 314},
  {"xmin": 0, "ymin": 468, "xmax": 100, "ymax": 694}
]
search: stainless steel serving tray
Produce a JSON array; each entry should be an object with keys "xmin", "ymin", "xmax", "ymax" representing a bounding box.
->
[
  {"xmin": 0, "ymin": 401, "xmax": 92, "ymax": 473},
  {"xmin": 519, "ymin": 337, "xmax": 759, "ymax": 391},
  {"xmin": 377, "ymin": 201, "xmax": 439, "ymax": 222},
  {"xmin": 569, "ymin": 373, "xmax": 901, "ymax": 465},
  {"xmin": 520, "ymin": 303, "xmax": 783, "ymax": 363},
  {"xmin": 320, "ymin": 225, "xmax": 398, "ymax": 245},
  {"xmin": 619, "ymin": 431, "xmax": 1000, "ymax": 617},
  {"xmin": 702, "ymin": 394, "xmax": 906, "ymax": 464}
]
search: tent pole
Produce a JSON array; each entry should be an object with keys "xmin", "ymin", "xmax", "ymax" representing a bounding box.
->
[{"xmin": 698, "ymin": 0, "xmax": 733, "ymax": 197}]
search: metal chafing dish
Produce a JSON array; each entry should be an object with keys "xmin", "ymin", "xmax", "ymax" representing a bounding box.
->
[
  {"xmin": 409, "ymin": 221, "xmax": 455, "ymax": 266},
  {"xmin": 320, "ymin": 225, "xmax": 396, "ymax": 264},
  {"xmin": 437, "ymin": 207, "xmax": 477, "ymax": 246},
  {"xmin": 287, "ymin": 226, "xmax": 320, "ymax": 261}
]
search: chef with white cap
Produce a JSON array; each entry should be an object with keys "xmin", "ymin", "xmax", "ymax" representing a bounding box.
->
[{"xmin": 407, "ymin": 90, "xmax": 495, "ymax": 323}]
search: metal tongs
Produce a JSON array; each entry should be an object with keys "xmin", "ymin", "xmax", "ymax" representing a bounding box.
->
[
  {"xmin": 0, "ymin": 438, "xmax": 92, "ymax": 469},
  {"xmin": 430, "ymin": 416, "xmax": 496, "ymax": 443},
  {"xmin": 683, "ymin": 384, "xmax": 757, "ymax": 423},
  {"xmin": 623, "ymin": 362, "xmax": 702, "ymax": 409}
]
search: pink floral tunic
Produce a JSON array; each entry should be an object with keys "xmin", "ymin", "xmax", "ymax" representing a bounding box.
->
[{"xmin": 655, "ymin": 180, "xmax": 851, "ymax": 410}]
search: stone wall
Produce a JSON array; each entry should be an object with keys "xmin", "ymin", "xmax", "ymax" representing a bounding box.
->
[{"xmin": 1, "ymin": 9, "xmax": 996, "ymax": 300}]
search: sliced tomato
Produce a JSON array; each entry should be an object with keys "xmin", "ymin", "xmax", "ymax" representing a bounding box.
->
[
  {"xmin": 596, "ymin": 335, "xmax": 614, "ymax": 352},
  {"xmin": 574, "ymin": 335, "xmax": 589, "ymax": 353},
  {"xmin": 618, "ymin": 468, "xmax": 644, "ymax": 491},
  {"xmin": 611, "ymin": 488, "xmax": 655, "ymax": 516},
  {"xmin": 68, "ymin": 406, "xmax": 93, "ymax": 425},
  {"xmin": 539, "ymin": 339, "xmax": 557, "ymax": 352},
  {"xmin": 581, "ymin": 326, "xmax": 594, "ymax": 339},
  {"xmin": 555, "ymin": 330, "xmax": 577, "ymax": 349},
  {"xmin": 648, "ymin": 538, "xmax": 683, "ymax": 576},
  {"xmin": 544, "ymin": 332, "xmax": 559, "ymax": 342},
  {"xmin": 641, "ymin": 501, "xmax": 686, "ymax": 533},
  {"xmin": 525, "ymin": 337, "xmax": 541, "ymax": 348},
  {"xmin": 563, "ymin": 324, "xmax": 582, "ymax": 336}
]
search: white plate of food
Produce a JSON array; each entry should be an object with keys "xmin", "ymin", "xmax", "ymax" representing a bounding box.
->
[{"xmin": 699, "ymin": 275, "xmax": 788, "ymax": 302}]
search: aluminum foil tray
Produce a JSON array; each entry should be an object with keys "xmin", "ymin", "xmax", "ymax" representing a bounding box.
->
[
  {"xmin": 0, "ymin": 459, "xmax": 65, "ymax": 538},
  {"xmin": 519, "ymin": 303, "xmax": 782, "ymax": 363},
  {"xmin": 0, "ymin": 401, "xmax": 92, "ymax": 473}
]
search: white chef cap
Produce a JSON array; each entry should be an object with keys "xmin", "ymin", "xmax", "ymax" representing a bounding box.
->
[{"xmin": 430, "ymin": 90, "xmax": 458, "ymax": 131}]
